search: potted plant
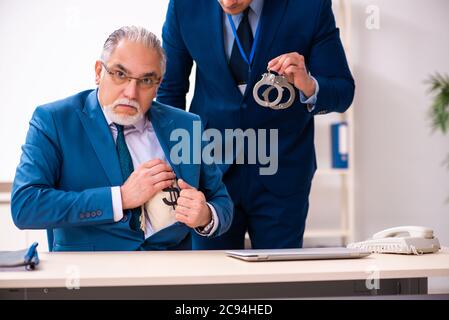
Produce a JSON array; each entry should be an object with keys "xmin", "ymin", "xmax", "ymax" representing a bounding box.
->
[{"xmin": 427, "ymin": 73, "xmax": 449, "ymax": 201}]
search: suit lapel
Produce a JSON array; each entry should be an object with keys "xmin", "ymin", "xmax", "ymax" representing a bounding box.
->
[
  {"xmin": 149, "ymin": 102, "xmax": 183, "ymax": 179},
  {"xmin": 246, "ymin": 0, "xmax": 289, "ymax": 97},
  {"xmin": 77, "ymin": 90, "xmax": 123, "ymax": 186}
]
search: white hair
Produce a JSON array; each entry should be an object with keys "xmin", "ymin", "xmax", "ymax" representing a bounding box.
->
[
  {"xmin": 103, "ymin": 98, "xmax": 143, "ymax": 126},
  {"xmin": 101, "ymin": 26, "xmax": 166, "ymax": 75}
]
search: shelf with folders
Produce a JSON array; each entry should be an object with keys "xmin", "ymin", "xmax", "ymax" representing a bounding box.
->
[
  {"xmin": 304, "ymin": 0, "xmax": 355, "ymax": 247},
  {"xmin": 305, "ymin": 108, "xmax": 355, "ymax": 247},
  {"xmin": 316, "ymin": 168, "xmax": 349, "ymax": 176},
  {"xmin": 304, "ymin": 228, "xmax": 351, "ymax": 239}
]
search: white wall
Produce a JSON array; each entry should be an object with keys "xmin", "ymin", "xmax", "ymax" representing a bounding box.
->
[
  {"xmin": 0, "ymin": 0, "xmax": 169, "ymax": 182},
  {"xmin": 351, "ymin": 0, "xmax": 449, "ymax": 293},
  {"xmin": 351, "ymin": 0, "xmax": 449, "ymax": 243}
]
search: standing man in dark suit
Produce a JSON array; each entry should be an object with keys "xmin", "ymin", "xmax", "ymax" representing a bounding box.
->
[{"xmin": 158, "ymin": 0, "xmax": 355, "ymax": 249}]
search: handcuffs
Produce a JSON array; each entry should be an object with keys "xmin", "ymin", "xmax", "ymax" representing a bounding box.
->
[{"xmin": 253, "ymin": 68, "xmax": 296, "ymax": 110}]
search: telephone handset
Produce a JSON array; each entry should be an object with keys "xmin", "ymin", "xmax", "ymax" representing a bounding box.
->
[
  {"xmin": 347, "ymin": 226, "xmax": 441, "ymax": 255},
  {"xmin": 372, "ymin": 226, "xmax": 435, "ymax": 240}
]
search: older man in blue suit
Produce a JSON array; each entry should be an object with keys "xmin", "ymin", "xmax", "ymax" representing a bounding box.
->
[
  {"xmin": 11, "ymin": 26, "xmax": 233, "ymax": 251},
  {"xmin": 158, "ymin": 0, "xmax": 355, "ymax": 249}
]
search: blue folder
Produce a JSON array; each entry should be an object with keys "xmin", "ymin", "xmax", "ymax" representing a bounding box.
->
[{"xmin": 331, "ymin": 122, "xmax": 349, "ymax": 169}]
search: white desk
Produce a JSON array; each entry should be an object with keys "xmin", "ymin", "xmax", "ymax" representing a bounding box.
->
[{"xmin": 1, "ymin": 248, "xmax": 449, "ymax": 299}]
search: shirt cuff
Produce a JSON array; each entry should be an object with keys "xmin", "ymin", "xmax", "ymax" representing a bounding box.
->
[
  {"xmin": 299, "ymin": 75, "xmax": 319, "ymax": 112},
  {"xmin": 111, "ymin": 186, "xmax": 123, "ymax": 222},
  {"xmin": 194, "ymin": 203, "xmax": 219, "ymax": 237}
]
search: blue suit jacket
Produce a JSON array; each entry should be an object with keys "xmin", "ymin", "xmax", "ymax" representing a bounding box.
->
[
  {"xmin": 158, "ymin": 0, "xmax": 355, "ymax": 196},
  {"xmin": 11, "ymin": 89, "xmax": 233, "ymax": 251}
]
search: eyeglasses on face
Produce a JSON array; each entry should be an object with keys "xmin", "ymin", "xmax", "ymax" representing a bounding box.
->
[{"xmin": 100, "ymin": 61, "xmax": 161, "ymax": 89}]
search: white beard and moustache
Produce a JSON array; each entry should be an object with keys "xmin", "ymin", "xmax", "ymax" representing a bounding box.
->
[{"xmin": 103, "ymin": 98, "xmax": 144, "ymax": 126}]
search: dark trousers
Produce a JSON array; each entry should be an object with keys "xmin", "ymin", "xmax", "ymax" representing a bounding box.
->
[
  {"xmin": 139, "ymin": 233, "xmax": 192, "ymax": 251},
  {"xmin": 192, "ymin": 164, "xmax": 311, "ymax": 250}
]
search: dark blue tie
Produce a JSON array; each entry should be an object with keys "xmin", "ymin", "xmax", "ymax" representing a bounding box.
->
[
  {"xmin": 229, "ymin": 7, "xmax": 254, "ymax": 85},
  {"xmin": 115, "ymin": 124, "xmax": 141, "ymax": 232}
]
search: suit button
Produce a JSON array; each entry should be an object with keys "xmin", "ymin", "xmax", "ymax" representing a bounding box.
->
[
  {"xmin": 80, "ymin": 213, "xmax": 85, "ymax": 219},
  {"xmin": 96, "ymin": 210, "xmax": 102, "ymax": 217},
  {"xmin": 85, "ymin": 212, "xmax": 91, "ymax": 218},
  {"xmin": 90, "ymin": 211, "xmax": 96, "ymax": 218}
]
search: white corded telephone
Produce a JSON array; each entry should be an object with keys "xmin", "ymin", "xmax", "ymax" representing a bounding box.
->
[{"xmin": 347, "ymin": 226, "xmax": 441, "ymax": 255}]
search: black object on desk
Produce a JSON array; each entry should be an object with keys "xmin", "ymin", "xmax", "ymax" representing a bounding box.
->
[{"xmin": 0, "ymin": 242, "xmax": 39, "ymax": 270}]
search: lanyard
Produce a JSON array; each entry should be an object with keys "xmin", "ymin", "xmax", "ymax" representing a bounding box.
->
[{"xmin": 227, "ymin": 12, "xmax": 261, "ymax": 72}]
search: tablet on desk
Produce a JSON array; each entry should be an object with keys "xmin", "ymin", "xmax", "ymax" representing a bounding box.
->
[{"xmin": 226, "ymin": 247, "xmax": 371, "ymax": 262}]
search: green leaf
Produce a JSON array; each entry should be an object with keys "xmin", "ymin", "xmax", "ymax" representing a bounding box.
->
[
  {"xmin": 427, "ymin": 74, "xmax": 449, "ymax": 203},
  {"xmin": 427, "ymin": 73, "xmax": 449, "ymax": 134}
]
